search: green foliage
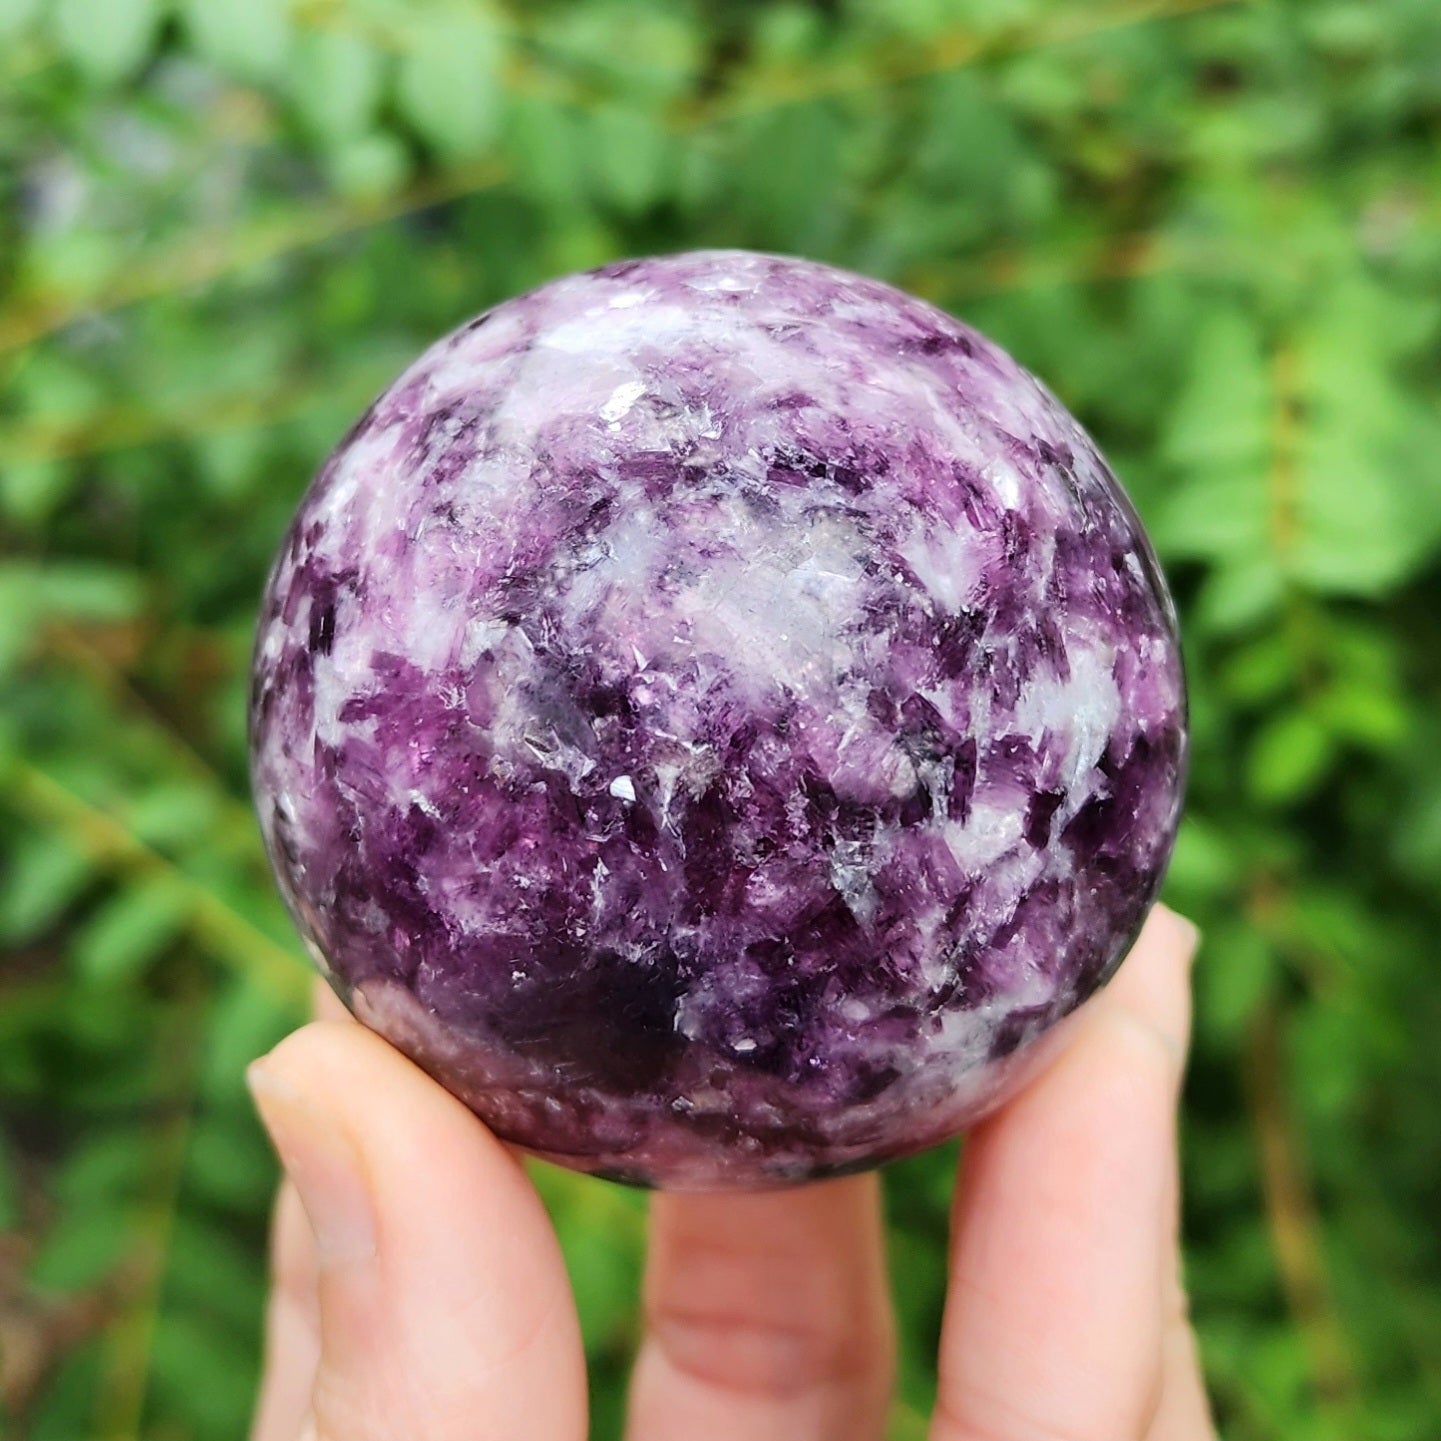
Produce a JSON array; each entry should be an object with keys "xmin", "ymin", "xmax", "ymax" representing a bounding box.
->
[{"xmin": 1, "ymin": 0, "xmax": 1439, "ymax": 1437}]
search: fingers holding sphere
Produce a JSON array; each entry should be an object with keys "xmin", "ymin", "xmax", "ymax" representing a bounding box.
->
[
  {"xmin": 931, "ymin": 904, "xmax": 1201, "ymax": 1441},
  {"xmin": 248, "ymin": 1020, "xmax": 587, "ymax": 1441}
]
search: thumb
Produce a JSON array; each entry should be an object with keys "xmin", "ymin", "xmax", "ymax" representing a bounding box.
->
[{"xmin": 247, "ymin": 1020, "xmax": 586, "ymax": 1441}]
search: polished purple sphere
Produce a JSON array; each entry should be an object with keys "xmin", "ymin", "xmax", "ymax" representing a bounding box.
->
[{"xmin": 249, "ymin": 250, "xmax": 1186, "ymax": 1190}]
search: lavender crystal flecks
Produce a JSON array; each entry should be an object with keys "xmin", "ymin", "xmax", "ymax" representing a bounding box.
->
[{"xmin": 249, "ymin": 249, "xmax": 1187, "ymax": 1190}]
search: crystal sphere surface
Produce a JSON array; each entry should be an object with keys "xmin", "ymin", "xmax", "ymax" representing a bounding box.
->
[{"xmin": 249, "ymin": 249, "xmax": 1186, "ymax": 1190}]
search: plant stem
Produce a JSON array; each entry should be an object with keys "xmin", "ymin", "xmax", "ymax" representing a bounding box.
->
[
  {"xmin": 3, "ymin": 758, "xmax": 307, "ymax": 1008},
  {"xmin": 0, "ymin": 160, "xmax": 509, "ymax": 358},
  {"xmin": 89, "ymin": 998, "xmax": 203, "ymax": 1441},
  {"xmin": 1245, "ymin": 1000, "xmax": 1360, "ymax": 1424}
]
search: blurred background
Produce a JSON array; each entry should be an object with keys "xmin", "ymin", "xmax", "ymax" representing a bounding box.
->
[{"xmin": 1, "ymin": 0, "xmax": 1439, "ymax": 1437}]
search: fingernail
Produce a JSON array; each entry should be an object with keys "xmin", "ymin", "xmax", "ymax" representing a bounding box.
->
[
  {"xmin": 248, "ymin": 1060, "xmax": 378, "ymax": 1265},
  {"xmin": 1156, "ymin": 903, "xmax": 1201, "ymax": 961},
  {"xmin": 1172, "ymin": 910, "xmax": 1202, "ymax": 960}
]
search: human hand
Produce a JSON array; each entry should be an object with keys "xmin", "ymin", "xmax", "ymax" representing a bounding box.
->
[{"xmin": 246, "ymin": 903, "xmax": 1212, "ymax": 1441}]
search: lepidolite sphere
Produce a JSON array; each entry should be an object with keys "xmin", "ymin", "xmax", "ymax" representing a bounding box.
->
[{"xmin": 249, "ymin": 249, "xmax": 1186, "ymax": 1190}]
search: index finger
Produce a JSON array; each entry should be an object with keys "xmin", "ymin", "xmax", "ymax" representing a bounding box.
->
[{"xmin": 931, "ymin": 903, "xmax": 1199, "ymax": 1441}]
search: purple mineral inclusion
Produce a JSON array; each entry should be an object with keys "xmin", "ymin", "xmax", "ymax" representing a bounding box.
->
[{"xmin": 249, "ymin": 249, "xmax": 1186, "ymax": 1190}]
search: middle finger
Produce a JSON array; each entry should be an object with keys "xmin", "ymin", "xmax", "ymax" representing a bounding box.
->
[{"xmin": 626, "ymin": 1173, "xmax": 895, "ymax": 1441}]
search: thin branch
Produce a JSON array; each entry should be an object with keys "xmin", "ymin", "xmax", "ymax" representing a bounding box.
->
[
  {"xmin": 89, "ymin": 1002, "xmax": 202, "ymax": 1441},
  {"xmin": 3, "ymin": 757, "xmax": 308, "ymax": 1008},
  {"xmin": 684, "ymin": 0, "xmax": 1253, "ymax": 125},
  {"xmin": 42, "ymin": 624, "xmax": 252, "ymax": 816},
  {"xmin": 0, "ymin": 158, "xmax": 509, "ymax": 358},
  {"xmin": 903, "ymin": 230, "xmax": 1219, "ymax": 306},
  {"xmin": 1245, "ymin": 999, "xmax": 1360, "ymax": 1417},
  {"xmin": 0, "ymin": 370, "xmax": 357, "ymax": 465}
]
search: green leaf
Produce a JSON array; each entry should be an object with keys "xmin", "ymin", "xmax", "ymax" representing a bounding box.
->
[
  {"xmin": 534, "ymin": 1167, "xmax": 644, "ymax": 1350},
  {"xmin": 0, "ymin": 832, "xmax": 94, "ymax": 941},
  {"xmin": 1153, "ymin": 470, "xmax": 1271, "ymax": 563},
  {"xmin": 1198, "ymin": 923, "xmax": 1277, "ymax": 1041},
  {"xmin": 1193, "ymin": 559, "xmax": 1285, "ymax": 636},
  {"xmin": 0, "ymin": 562, "xmax": 143, "ymax": 674},
  {"xmin": 73, "ymin": 878, "xmax": 192, "ymax": 986},
  {"xmin": 588, "ymin": 103, "xmax": 670, "ymax": 215},
  {"xmin": 26, "ymin": 1341, "xmax": 104, "ymax": 1439},
  {"xmin": 1162, "ymin": 310, "xmax": 1272, "ymax": 470},
  {"xmin": 0, "ymin": 560, "xmax": 144, "ymax": 619},
  {"xmin": 0, "ymin": 456, "xmax": 74, "ymax": 527},
  {"xmin": 1289, "ymin": 277, "xmax": 1437, "ymax": 595},
  {"xmin": 396, "ymin": 7, "xmax": 504, "ymax": 158},
  {"xmin": 179, "ymin": 0, "xmax": 291, "ymax": 81},
  {"xmin": 51, "ymin": 0, "xmax": 161, "ymax": 82},
  {"xmin": 124, "ymin": 784, "xmax": 223, "ymax": 850},
  {"xmin": 195, "ymin": 425, "xmax": 266, "ymax": 501},
  {"xmin": 163, "ymin": 1214, "xmax": 268, "ymax": 1329},
  {"xmin": 22, "ymin": 226, "xmax": 118, "ymax": 300},
  {"xmin": 536, "ymin": 1, "xmax": 701, "ymax": 104},
  {"xmin": 670, "ymin": 132, "xmax": 724, "ymax": 215},
  {"xmin": 200, "ymin": 975, "xmax": 301, "ymax": 1101},
  {"xmin": 1165, "ymin": 814, "xmax": 1242, "ymax": 901},
  {"xmin": 0, "ymin": 0, "xmax": 41, "ymax": 39},
  {"xmin": 148, "ymin": 1309, "xmax": 260, "ymax": 1435},
  {"xmin": 559, "ymin": 1215, "xmax": 640, "ymax": 1349},
  {"xmin": 290, "ymin": 27, "xmax": 386, "ymax": 144},
  {"xmin": 30, "ymin": 1206, "xmax": 133, "ymax": 1293},
  {"xmin": 1246, "ymin": 709, "xmax": 1335, "ymax": 805},
  {"xmin": 732, "ymin": 101, "xmax": 846, "ymax": 250},
  {"xmin": 327, "ymin": 131, "xmax": 412, "ymax": 200},
  {"xmin": 912, "ymin": 72, "xmax": 1033, "ymax": 243},
  {"xmin": 1219, "ymin": 633, "xmax": 1300, "ymax": 708},
  {"xmin": 1394, "ymin": 736, "xmax": 1441, "ymax": 882},
  {"xmin": 186, "ymin": 1115, "xmax": 275, "ymax": 1209},
  {"xmin": 53, "ymin": 1129, "xmax": 150, "ymax": 1209},
  {"xmin": 1292, "ymin": 997, "xmax": 1368, "ymax": 1121},
  {"xmin": 749, "ymin": 1, "xmax": 827, "ymax": 62},
  {"xmin": 1318, "ymin": 679, "xmax": 1411, "ymax": 752},
  {"xmin": 507, "ymin": 95, "xmax": 585, "ymax": 214},
  {"xmin": 1156, "ymin": 307, "xmax": 1271, "ymax": 564},
  {"xmin": 1285, "ymin": 887, "xmax": 1381, "ymax": 984},
  {"xmin": 887, "ymin": 1397, "xmax": 931, "ymax": 1441}
]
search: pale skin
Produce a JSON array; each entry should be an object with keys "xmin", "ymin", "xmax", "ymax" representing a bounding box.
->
[{"xmin": 247, "ymin": 903, "xmax": 1215, "ymax": 1441}]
